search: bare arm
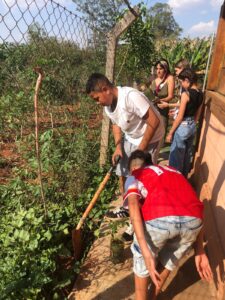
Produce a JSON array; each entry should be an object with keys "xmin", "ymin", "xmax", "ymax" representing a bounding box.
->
[
  {"xmin": 166, "ymin": 92, "xmax": 189, "ymax": 142},
  {"xmin": 128, "ymin": 194, "xmax": 160, "ymax": 288},
  {"xmin": 158, "ymin": 101, "xmax": 180, "ymax": 109},
  {"xmin": 138, "ymin": 107, "xmax": 160, "ymax": 151},
  {"xmin": 194, "ymin": 227, "xmax": 213, "ymax": 282}
]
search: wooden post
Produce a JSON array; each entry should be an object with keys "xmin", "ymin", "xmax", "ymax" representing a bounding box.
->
[
  {"xmin": 207, "ymin": 1, "xmax": 225, "ymax": 91},
  {"xmin": 99, "ymin": 6, "xmax": 139, "ymax": 166}
]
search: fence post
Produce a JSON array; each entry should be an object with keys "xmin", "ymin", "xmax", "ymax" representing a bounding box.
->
[{"xmin": 99, "ymin": 6, "xmax": 139, "ymax": 167}]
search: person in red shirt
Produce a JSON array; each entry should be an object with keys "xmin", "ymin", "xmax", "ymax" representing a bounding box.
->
[{"xmin": 124, "ymin": 150, "xmax": 212, "ymax": 300}]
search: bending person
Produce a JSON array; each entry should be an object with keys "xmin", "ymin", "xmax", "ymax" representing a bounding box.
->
[
  {"xmin": 124, "ymin": 150, "xmax": 212, "ymax": 300},
  {"xmin": 86, "ymin": 73, "xmax": 164, "ymax": 194}
]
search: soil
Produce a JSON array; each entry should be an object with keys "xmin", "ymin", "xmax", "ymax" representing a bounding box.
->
[
  {"xmin": 0, "ymin": 103, "xmax": 102, "ymax": 184},
  {"xmin": 0, "ymin": 142, "xmax": 19, "ymax": 183}
]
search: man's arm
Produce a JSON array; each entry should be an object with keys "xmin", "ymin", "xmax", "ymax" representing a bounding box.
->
[
  {"xmin": 112, "ymin": 124, "xmax": 123, "ymax": 163},
  {"xmin": 128, "ymin": 194, "xmax": 160, "ymax": 288},
  {"xmin": 138, "ymin": 107, "xmax": 160, "ymax": 151}
]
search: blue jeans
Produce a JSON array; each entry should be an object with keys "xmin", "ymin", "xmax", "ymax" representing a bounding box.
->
[{"xmin": 169, "ymin": 118, "xmax": 196, "ymax": 177}]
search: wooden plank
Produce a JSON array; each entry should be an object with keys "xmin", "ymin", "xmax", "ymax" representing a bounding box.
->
[
  {"xmin": 207, "ymin": 2, "xmax": 225, "ymax": 91},
  {"xmin": 217, "ymin": 68, "xmax": 225, "ymax": 95},
  {"xmin": 205, "ymin": 91, "xmax": 225, "ymax": 126}
]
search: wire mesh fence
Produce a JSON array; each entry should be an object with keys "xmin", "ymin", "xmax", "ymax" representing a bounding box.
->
[
  {"xmin": 0, "ymin": 0, "xmax": 108, "ymax": 184},
  {"xmin": 0, "ymin": 1, "xmax": 118, "ymax": 297}
]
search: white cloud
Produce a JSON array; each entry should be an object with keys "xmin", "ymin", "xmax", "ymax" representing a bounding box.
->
[
  {"xmin": 210, "ymin": 0, "xmax": 223, "ymax": 9},
  {"xmin": 168, "ymin": 0, "xmax": 203, "ymax": 10},
  {"xmin": 188, "ymin": 20, "xmax": 215, "ymax": 37}
]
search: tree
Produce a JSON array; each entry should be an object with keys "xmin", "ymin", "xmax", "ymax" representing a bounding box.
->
[
  {"xmin": 72, "ymin": 0, "xmax": 125, "ymax": 33},
  {"xmin": 116, "ymin": 5, "xmax": 156, "ymax": 84},
  {"xmin": 147, "ymin": 3, "xmax": 182, "ymax": 39}
]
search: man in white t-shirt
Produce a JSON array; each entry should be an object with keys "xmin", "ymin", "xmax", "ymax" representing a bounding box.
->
[{"xmin": 86, "ymin": 73, "xmax": 164, "ymax": 195}]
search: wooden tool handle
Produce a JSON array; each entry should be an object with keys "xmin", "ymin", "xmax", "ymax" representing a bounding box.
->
[{"xmin": 76, "ymin": 172, "xmax": 111, "ymax": 230}]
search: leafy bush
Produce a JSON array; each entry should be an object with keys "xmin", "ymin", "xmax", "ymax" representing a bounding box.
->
[{"xmin": 0, "ymin": 126, "xmax": 117, "ymax": 298}]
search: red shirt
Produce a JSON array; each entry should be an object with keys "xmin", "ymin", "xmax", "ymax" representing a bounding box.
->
[{"xmin": 123, "ymin": 165, "xmax": 203, "ymax": 221}]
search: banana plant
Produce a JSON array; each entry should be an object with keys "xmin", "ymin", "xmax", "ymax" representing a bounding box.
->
[{"xmin": 156, "ymin": 36, "xmax": 213, "ymax": 73}]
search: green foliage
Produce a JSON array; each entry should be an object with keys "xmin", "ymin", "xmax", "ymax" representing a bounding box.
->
[
  {"xmin": 0, "ymin": 5, "xmax": 214, "ymax": 298},
  {"xmin": 116, "ymin": 5, "xmax": 155, "ymax": 84},
  {"xmin": 0, "ymin": 125, "xmax": 117, "ymax": 298},
  {"xmin": 72, "ymin": 0, "xmax": 125, "ymax": 32},
  {"xmin": 0, "ymin": 32, "xmax": 115, "ymax": 297},
  {"xmin": 147, "ymin": 2, "xmax": 182, "ymax": 39},
  {"xmin": 0, "ymin": 31, "xmax": 104, "ymax": 105},
  {"xmin": 156, "ymin": 37, "xmax": 212, "ymax": 71},
  {"xmin": 0, "ymin": 205, "xmax": 72, "ymax": 299}
]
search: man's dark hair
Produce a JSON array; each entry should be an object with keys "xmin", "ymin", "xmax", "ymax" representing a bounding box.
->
[
  {"xmin": 86, "ymin": 73, "xmax": 113, "ymax": 94},
  {"xmin": 178, "ymin": 68, "xmax": 197, "ymax": 85},
  {"xmin": 128, "ymin": 150, "xmax": 153, "ymax": 171}
]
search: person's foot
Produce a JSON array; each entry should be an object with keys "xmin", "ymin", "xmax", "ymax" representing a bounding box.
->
[{"xmin": 105, "ymin": 206, "xmax": 129, "ymax": 219}]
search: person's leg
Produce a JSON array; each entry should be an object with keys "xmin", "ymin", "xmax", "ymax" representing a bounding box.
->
[
  {"xmin": 135, "ymin": 275, "xmax": 149, "ymax": 300},
  {"xmin": 118, "ymin": 175, "xmax": 126, "ymax": 194},
  {"xmin": 169, "ymin": 125, "xmax": 186, "ymax": 173},
  {"xmin": 163, "ymin": 114, "xmax": 169, "ymax": 140},
  {"xmin": 114, "ymin": 138, "xmax": 130, "ymax": 197},
  {"xmin": 132, "ymin": 219, "xmax": 171, "ymax": 299},
  {"xmin": 147, "ymin": 141, "xmax": 160, "ymax": 165},
  {"xmin": 148, "ymin": 263, "xmax": 171, "ymax": 299},
  {"xmin": 183, "ymin": 123, "xmax": 196, "ymax": 177},
  {"xmin": 183, "ymin": 135, "xmax": 195, "ymax": 177}
]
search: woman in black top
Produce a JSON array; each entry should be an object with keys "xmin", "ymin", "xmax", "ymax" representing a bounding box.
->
[{"xmin": 166, "ymin": 68, "xmax": 203, "ymax": 177}]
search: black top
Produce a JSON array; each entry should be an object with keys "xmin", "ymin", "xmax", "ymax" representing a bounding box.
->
[{"xmin": 183, "ymin": 88, "xmax": 203, "ymax": 118}]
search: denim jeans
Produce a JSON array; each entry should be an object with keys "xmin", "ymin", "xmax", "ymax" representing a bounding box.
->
[
  {"xmin": 169, "ymin": 118, "xmax": 196, "ymax": 177},
  {"xmin": 131, "ymin": 216, "xmax": 202, "ymax": 275},
  {"xmin": 115, "ymin": 138, "xmax": 160, "ymax": 177}
]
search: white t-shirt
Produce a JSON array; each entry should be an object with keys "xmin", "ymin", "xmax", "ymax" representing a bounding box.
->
[{"xmin": 105, "ymin": 87, "xmax": 164, "ymax": 146}]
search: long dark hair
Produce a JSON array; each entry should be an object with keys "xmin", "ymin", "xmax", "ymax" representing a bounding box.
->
[
  {"xmin": 178, "ymin": 68, "xmax": 197, "ymax": 85},
  {"xmin": 154, "ymin": 58, "xmax": 171, "ymax": 75}
]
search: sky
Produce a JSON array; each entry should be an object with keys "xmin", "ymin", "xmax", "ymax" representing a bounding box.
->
[
  {"xmin": 0, "ymin": 0, "xmax": 224, "ymax": 42},
  {"xmin": 51, "ymin": 0, "xmax": 223, "ymax": 38},
  {"xmin": 49, "ymin": 0, "xmax": 224, "ymax": 38},
  {"xmin": 131, "ymin": 0, "xmax": 224, "ymax": 38}
]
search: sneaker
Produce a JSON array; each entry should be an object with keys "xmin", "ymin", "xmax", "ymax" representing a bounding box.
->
[
  {"xmin": 122, "ymin": 231, "xmax": 133, "ymax": 243},
  {"xmin": 105, "ymin": 206, "xmax": 129, "ymax": 219}
]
